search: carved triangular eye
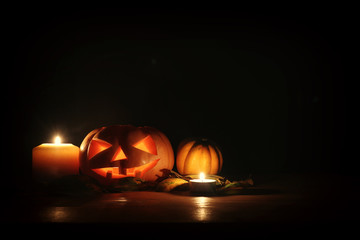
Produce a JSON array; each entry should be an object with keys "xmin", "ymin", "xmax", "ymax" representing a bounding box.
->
[
  {"xmin": 132, "ymin": 135, "xmax": 157, "ymax": 155},
  {"xmin": 88, "ymin": 138, "xmax": 112, "ymax": 159}
]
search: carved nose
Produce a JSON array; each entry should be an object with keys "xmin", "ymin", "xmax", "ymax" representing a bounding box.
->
[{"xmin": 111, "ymin": 147, "xmax": 127, "ymax": 162}]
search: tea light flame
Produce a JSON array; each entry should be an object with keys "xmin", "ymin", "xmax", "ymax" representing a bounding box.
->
[
  {"xmin": 199, "ymin": 172, "xmax": 205, "ymax": 182},
  {"xmin": 54, "ymin": 136, "xmax": 61, "ymax": 144}
]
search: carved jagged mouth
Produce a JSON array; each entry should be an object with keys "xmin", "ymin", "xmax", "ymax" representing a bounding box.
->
[{"xmin": 92, "ymin": 158, "xmax": 160, "ymax": 179}]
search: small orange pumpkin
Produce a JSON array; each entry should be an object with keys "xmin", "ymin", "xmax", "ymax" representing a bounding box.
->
[{"xmin": 176, "ymin": 138, "xmax": 223, "ymax": 175}]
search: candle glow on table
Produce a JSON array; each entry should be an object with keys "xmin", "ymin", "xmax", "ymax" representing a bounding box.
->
[
  {"xmin": 190, "ymin": 172, "xmax": 217, "ymax": 195},
  {"xmin": 32, "ymin": 136, "xmax": 79, "ymax": 183}
]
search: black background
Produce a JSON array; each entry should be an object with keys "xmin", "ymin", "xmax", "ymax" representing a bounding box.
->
[{"xmin": 3, "ymin": 5, "xmax": 354, "ymax": 193}]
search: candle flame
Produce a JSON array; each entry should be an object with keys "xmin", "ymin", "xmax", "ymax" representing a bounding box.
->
[
  {"xmin": 54, "ymin": 136, "xmax": 61, "ymax": 144},
  {"xmin": 199, "ymin": 172, "xmax": 205, "ymax": 181}
]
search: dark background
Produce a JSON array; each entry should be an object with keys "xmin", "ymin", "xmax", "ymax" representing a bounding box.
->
[{"xmin": 3, "ymin": 6, "xmax": 354, "ymax": 193}]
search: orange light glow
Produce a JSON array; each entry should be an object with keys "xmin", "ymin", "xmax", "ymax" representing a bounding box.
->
[
  {"xmin": 88, "ymin": 139, "xmax": 112, "ymax": 159},
  {"xmin": 132, "ymin": 135, "xmax": 157, "ymax": 155},
  {"xmin": 93, "ymin": 158, "xmax": 160, "ymax": 179},
  {"xmin": 112, "ymin": 147, "xmax": 127, "ymax": 161}
]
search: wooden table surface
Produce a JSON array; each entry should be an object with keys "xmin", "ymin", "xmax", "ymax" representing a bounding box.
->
[{"xmin": 2, "ymin": 173, "xmax": 359, "ymax": 238}]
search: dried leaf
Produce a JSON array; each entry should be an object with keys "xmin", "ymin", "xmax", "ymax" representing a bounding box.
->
[{"xmin": 156, "ymin": 178, "xmax": 189, "ymax": 192}]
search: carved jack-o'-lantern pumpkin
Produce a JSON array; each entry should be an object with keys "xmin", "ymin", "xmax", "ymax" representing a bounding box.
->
[
  {"xmin": 176, "ymin": 138, "xmax": 223, "ymax": 175},
  {"xmin": 80, "ymin": 125, "xmax": 174, "ymax": 184}
]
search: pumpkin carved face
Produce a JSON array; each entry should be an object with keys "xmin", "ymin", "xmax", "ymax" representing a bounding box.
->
[{"xmin": 80, "ymin": 125, "xmax": 174, "ymax": 184}]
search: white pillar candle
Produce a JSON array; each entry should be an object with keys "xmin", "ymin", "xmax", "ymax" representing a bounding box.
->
[{"xmin": 32, "ymin": 136, "xmax": 79, "ymax": 183}]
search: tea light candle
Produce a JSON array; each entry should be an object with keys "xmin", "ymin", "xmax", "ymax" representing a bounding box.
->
[
  {"xmin": 190, "ymin": 172, "xmax": 217, "ymax": 195},
  {"xmin": 32, "ymin": 136, "xmax": 79, "ymax": 183}
]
